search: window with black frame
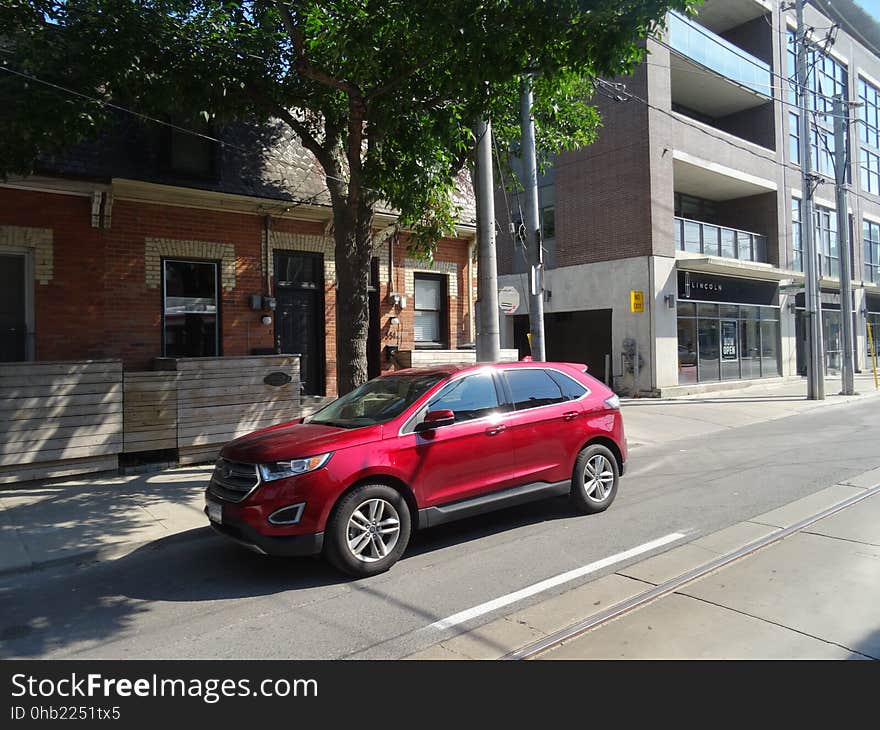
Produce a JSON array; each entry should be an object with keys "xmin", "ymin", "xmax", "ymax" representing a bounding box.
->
[
  {"xmin": 163, "ymin": 259, "xmax": 219, "ymax": 357},
  {"xmin": 414, "ymin": 274, "xmax": 447, "ymax": 348}
]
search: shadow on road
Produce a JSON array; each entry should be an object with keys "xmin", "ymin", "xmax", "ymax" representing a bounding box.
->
[{"xmin": 0, "ymin": 496, "xmax": 577, "ymax": 658}]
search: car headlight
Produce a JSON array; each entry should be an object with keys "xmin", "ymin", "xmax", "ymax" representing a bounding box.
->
[{"xmin": 258, "ymin": 453, "xmax": 333, "ymax": 482}]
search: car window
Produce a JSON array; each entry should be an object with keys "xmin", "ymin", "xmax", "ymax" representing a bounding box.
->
[
  {"xmin": 547, "ymin": 369, "xmax": 588, "ymax": 400},
  {"xmin": 306, "ymin": 373, "xmax": 445, "ymax": 428},
  {"xmin": 426, "ymin": 373, "xmax": 501, "ymax": 423},
  {"xmin": 504, "ymin": 369, "xmax": 565, "ymax": 410}
]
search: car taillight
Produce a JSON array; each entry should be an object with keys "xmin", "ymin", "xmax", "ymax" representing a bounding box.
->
[{"xmin": 604, "ymin": 394, "xmax": 620, "ymax": 410}]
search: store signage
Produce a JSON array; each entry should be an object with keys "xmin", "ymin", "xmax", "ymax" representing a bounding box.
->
[
  {"xmin": 498, "ymin": 286, "xmax": 520, "ymax": 315},
  {"xmin": 721, "ymin": 320, "xmax": 738, "ymax": 360},
  {"xmin": 630, "ymin": 290, "xmax": 645, "ymax": 313},
  {"xmin": 678, "ymin": 271, "xmax": 777, "ymax": 306}
]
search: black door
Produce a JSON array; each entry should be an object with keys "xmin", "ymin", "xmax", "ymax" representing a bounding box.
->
[
  {"xmin": 0, "ymin": 254, "xmax": 27, "ymax": 362},
  {"xmin": 275, "ymin": 252, "xmax": 324, "ymax": 395}
]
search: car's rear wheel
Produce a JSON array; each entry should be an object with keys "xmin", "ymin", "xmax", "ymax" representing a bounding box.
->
[
  {"xmin": 570, "ymin": 444, "xmax": 619, "ymax": 514},
  {"xmin": 325, "ymin": 483, "xmax": 412, "ymax": 578}
]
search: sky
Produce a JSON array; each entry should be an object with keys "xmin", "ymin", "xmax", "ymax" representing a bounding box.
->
[{"xmin": 854, "ymin": 0, "xmax": 880, "ymax": 20}]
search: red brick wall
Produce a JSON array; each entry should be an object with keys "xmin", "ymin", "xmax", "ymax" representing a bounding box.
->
[
  {"xmin": 105, "ymin": 199, "xmax": 281, "ymax": 369},
  {"xmin": 382, "ymin": 235, "xmax": 475, "ymax": 374},
  {"xmin": 1, "ymin": 187, "xmax": 475, "ymax": 394},
  {"xmin": 0, "ymin": 189, "xmax": 108, "ymax": 361}
]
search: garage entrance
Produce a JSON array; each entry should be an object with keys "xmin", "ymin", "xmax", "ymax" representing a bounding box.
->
[{"xmin": 513, "ymin": 309, "xmax": 612, "ymax": 383}]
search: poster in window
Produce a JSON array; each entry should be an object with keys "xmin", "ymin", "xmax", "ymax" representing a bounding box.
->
[{"xmin": 721, "ymin": 320, "xmax": 738, "ymax": 360}]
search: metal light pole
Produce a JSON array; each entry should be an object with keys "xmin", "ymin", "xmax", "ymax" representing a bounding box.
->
[
  {"xmin": 520, "ymin": 74, "xmax": 546, "ymax": 361},
  {"xmin": 796, "ymin": 0, "xmax": 825, "ymax": 399},
  {"xmin": 474, "ymin": 118, "xmax": 501, "ymax": 362},
  {"xmin": 833, "ymin": 95, "xmax": 856, "ymax": 395}
]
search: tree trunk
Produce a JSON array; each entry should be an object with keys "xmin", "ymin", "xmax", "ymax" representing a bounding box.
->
[{"xmin": 333, "ymin": 198, "xmax": 374, "ymax": 395}]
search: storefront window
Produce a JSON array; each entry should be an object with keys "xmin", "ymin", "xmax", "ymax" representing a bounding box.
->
[
  {"xmin": 867, "ymin": 313, "xmax": 880, "ymax": 365},
  {"xmin": 698, "ymin": 303, "xmax": 719, "ymax": 318},
  {"xmin": 698, "ymin": 317, "xmax": 720, "ymax": 382},
  {"xmin": 759, "ymin": 312, "xmax": 781, "ymax": 377},
  {"xmin": 676, "ymin": 274, "xmax": 781, "ymax": 384},
  {"xmin": 823, "ymin": 310, "xmax": 842, "ymax": 374},
  {"xmin": 740, "ymin": 307, "xmax": 761, "ymax": 379},
  {"xmin": 678, "ymin": 318, "xmax": 698, "ymax": 384}
]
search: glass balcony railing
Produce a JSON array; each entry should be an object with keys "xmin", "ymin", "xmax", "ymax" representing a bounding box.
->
[
  {"xmin": 667, "ymin": 12, "xmax": 772, "ymax": 97},
  {"xmin": 675, "ymin": 216, "xmax": 769, "ymax": 263}
]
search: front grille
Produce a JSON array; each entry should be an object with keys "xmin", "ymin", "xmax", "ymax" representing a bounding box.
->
[{"xmin": 209, "ymin": 458, "xmax": 260, "ymax": 503}]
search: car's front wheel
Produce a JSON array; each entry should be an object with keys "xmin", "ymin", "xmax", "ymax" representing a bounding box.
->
[
  {"xmin": 570, "ymin": 444, "xmax": 619, "ymax": 514},
  {"xmin": 325, "ymin": 483, "xmax": 412, "ymax": 578}
]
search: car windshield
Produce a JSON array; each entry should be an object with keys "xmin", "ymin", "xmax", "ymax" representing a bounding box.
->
[{"xmin": 305, "ymin": 373, "xmax": 446, "ymax": 428}]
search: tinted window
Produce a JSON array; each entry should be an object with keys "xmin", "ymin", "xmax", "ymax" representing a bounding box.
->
[
  {"xmin": 427, "ymin": 374, "xmax": 500, "ymax": 422},
  {"xmin": 505, "ymin": 369, "xmax": 565, "ymax": 410},
  {"xmin": 547, "ymin": 370, "xmax": 588, "ymax": 400}
]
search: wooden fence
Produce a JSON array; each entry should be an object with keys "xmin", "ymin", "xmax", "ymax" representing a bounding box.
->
[
  {"xmin": 0, "ymin": 360, "xmax": 123, "ymax": 484},
  {"xmin": 153, "ymin": 354, "xmax": 316, "ymax": 465},
  {"xmin": 0, "ymin": 355, "xmax": 332, "ymax": 483}
]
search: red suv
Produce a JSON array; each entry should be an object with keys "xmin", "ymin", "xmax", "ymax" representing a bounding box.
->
[{"xmin": 205, "ymin": 362, "xmax": 626, "ymax": 577}]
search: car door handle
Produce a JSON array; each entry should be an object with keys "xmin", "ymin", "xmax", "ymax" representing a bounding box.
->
[
  {"xmin": 485, "ymin": 424, "xmax": 507, "ymax": 436},
  {"xmin": 561, "ymin": 411, "xmax": 579, "ymax": 421}
]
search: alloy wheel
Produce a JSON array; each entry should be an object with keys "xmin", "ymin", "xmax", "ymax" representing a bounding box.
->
[
  {"xmin": 346, "ymin": 498, "xmax": 401, "ymax": 563},
  {"xmin": 584, "ymin": 454, "xmax": 615, "ymax": 503}
]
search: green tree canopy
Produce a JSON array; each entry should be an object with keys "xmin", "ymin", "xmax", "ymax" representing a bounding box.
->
[{"xmin": 1, "ymin": 0, "xmax": 695, "ymax": 392}]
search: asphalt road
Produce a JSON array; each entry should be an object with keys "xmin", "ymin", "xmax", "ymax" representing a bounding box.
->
[{"xmin": 1, "ymin": 398, "xmax": 878, "ymax": 659}]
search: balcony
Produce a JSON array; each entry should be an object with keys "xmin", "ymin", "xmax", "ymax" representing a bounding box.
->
[
  {"xmin": 668, "ymin": 12, "xmax": 770, "ymax": 96},
  {"xmin": 675, "ymin": 216, "xmax": 768, "ymax": 264}
]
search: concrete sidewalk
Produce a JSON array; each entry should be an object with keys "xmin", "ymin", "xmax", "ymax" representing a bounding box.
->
[
  {"xmin": 0, "ymin": 373, "xmax": 877, "ymax": 577},
  {"xmin": 408, "ymin": 470, "xmax": 880, "ymax": 660},
  {"xmin": 0, "ymin": 465, "xmax": 213, "ymax": 575},
  {"xmin": 622, "ymin": 372, "xmax": 880, "ymax": 449}
]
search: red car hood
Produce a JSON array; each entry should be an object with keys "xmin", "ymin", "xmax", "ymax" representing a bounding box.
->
[{"xmin": 220, "ymin": 421, "xmax": 383, "ymax": 464}]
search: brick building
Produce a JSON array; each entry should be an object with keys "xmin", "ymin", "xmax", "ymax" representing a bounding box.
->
[
  {"xmin": 0, "ymin": 117, "xmax": 480, "ymax": 397},
  {"xmin": 497, "ymin": 0, "xmax": 880, "ymax": 395}
]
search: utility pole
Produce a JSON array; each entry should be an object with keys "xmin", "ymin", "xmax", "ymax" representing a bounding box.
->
[
  {"xmin": 520, "ymin": 74, "xmax": 546, "ymax": 361},
  {"xmin": 833, "ymin": 95, "xmax": 856, "ymax": 395},
  {"xmin": 474, "ymin": 118, "xmax": 501, "ymax": 362},
  {"xmin": 796, "ymin": 0, "xmax": 825, "ymax": 399}
]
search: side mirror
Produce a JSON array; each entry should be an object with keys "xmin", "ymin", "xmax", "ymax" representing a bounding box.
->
[{"xmin": 414, "ymin": 409, "xmax": 455, "ymax": 432}]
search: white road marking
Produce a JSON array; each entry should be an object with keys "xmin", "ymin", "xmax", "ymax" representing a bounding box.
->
[{"xmin": 428, "ymin": 531, "xmax": 687, "ymax": 631}]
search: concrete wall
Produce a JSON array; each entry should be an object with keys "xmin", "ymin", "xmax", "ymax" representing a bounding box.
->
[{"xmin": 498, "ymin": 256, "xmax": 658, "ymax": 395}]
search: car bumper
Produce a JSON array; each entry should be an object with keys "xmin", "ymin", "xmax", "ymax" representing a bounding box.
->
[{"xmin": 206, "ymin": 508, "xmax": 324, "ymax": 557}]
